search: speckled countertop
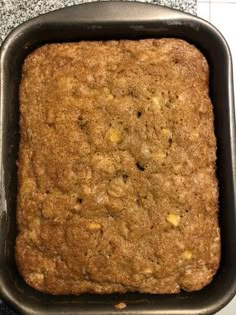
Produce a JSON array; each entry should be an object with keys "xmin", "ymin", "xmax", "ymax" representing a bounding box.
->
[
  {"xmin": 0, "ymin": 0, "xmax": 196, "ymax": 314},
  {"xmin": 0, "ymin": 0, "xmax": 196, "ymax": 44}
]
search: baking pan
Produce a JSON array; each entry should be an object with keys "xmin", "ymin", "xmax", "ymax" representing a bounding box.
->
[{"xmin": 0, "ymin": 1, "xmax": 236, "ymax": 314}]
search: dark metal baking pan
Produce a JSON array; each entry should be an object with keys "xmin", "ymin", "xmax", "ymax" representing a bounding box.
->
[{"xmin": 0, "ymin": 1, "xmax": 236, "ymax": 314}]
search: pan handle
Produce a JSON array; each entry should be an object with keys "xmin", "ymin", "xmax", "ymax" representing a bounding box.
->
[
  {"xmin": 1, "ymin": 1, "xmax": 199, "ymax": 54},
  {"xmin": 37, "ymin": 1, "xmax": 192, "ymax": 24}
]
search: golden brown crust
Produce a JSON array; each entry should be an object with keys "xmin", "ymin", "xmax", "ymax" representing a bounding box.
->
[{"xmin": 16, "ymin": 39, "xmax": 220, "ymax": 295}]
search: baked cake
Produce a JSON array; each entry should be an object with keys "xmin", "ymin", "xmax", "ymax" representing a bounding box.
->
[{"xmin": 16, "ymin": 39, "xmax": 220, "ymax": 294}]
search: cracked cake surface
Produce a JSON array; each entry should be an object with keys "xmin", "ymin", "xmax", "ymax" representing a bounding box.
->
[{"xmin": 16, "ymin": 39, "xmax": 220, "ymax": 294}]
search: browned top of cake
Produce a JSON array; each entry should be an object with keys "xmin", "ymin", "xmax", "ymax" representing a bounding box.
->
[{"xmin": 16, "ymin": 39, "xmax": 220, "ymax": 295}]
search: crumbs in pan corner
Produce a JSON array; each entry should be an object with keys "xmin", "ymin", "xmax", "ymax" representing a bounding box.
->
[{"xmin": 114, "ymin": 302, "xmax": 127, "ymax": 310}]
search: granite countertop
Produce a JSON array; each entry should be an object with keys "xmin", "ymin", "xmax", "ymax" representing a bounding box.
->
[{"xmin": 0, "ymin": 0, "xmax": 196, "ymax": 314}]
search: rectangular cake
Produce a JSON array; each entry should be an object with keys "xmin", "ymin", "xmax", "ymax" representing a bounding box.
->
[{"xmin": 16, "ymin": 39, "xmax": 220, "ymax": 294}]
